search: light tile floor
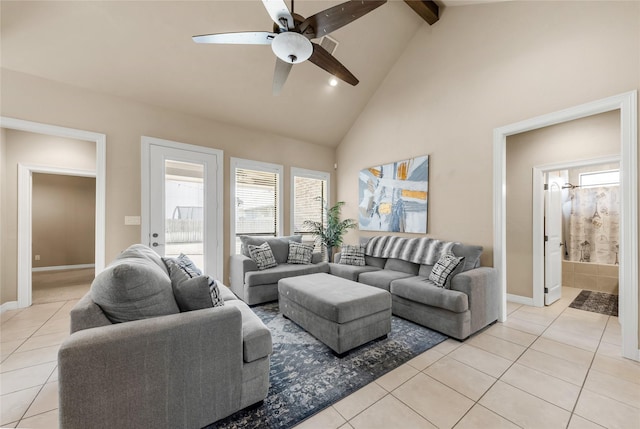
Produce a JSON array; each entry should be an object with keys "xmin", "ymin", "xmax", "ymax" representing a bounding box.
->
[{"xmin": 0, "ymin": 287, "xmax": 638, "ymax": 428}]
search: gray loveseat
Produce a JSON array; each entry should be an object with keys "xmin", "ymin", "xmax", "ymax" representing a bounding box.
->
[
  {"xmin": 230, "ymin": 235, "xmax": 329, "ymax": 305},
  {"xmin": 58, "ymin": 245, "xmax": 272, "ymax": 429},
  {"xmin": 329, "ymin": 237, "xmax": 499, "ymax": 340}
]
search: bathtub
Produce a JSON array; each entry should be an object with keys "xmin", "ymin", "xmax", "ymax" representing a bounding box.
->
[{"xmin": 562, "ymin": 260, "xmax": 619, "ymax": 294}]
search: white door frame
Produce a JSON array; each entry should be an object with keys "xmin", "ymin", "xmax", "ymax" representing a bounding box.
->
[
  {"xmin": 493, "ymin": 90, "xmax": 638, "ymax": 361},
  {"xmin": 18, "ymin": 165, "xmax": 97, "ymax": 308},
  {"xmin": 1, "ymin": 116, "xmax": 106, "ymax": 309},
  {"xmin": 141, "ymin": 136, "xmax": 224, "ymax": 281},
  {"xmin": 532, "ymin": 155, "xmax": 621, "ymax": 308}
]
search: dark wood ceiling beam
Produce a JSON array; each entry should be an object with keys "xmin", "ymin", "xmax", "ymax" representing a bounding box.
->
[{"xmin": 404, "ymin": 1, "xmax": 439, "ymax": 25}]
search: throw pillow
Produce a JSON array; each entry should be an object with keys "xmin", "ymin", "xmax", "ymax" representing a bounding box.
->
[
  {"xmin": 429, "ymin": 253, "xmax": 465, "ymax": 289},
  {"xmin": 164, "ymin": 258, "xmax": 213, "ymax": 312},
  {"xmin": 287, "ymin": 241, "xmax": 314, "ymax": 264},
  {"xmin": 240, "ymin": 235, "xmax": 302, "ymax": 263},
  {"xmin": 175, "ymin": 253, "xmax": 202, "ymax": 276},
  {"xmin": 248, "ymin": 242, "xmax": 278, "ymax": 270},
  {"xmin": 163, "ymin": 257, "xmax": 225, "ymax": 308},
  {"xmin": 339, "ymin": 244, "xmax": 366, "ymax": 266}
]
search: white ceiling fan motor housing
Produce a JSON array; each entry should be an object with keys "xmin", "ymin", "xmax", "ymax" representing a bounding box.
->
[{"xmin": 271, "ymin": 32, "xmax": 312, "ymax": 64}]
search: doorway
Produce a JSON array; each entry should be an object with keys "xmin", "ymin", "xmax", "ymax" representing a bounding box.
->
[
  {"xmin": 0, "ymin": 117, "xmax": 106, "ymax": 310},
  {"xmin": 493, "ymin": 90, "xmax": 638, "ymax": 361},
  {"xmin": 141, "ymin": 137, "xmax": 224, "ymax": 281},
  {"xmin": 31, "ymin": 172, "xmax": 96, "ymax": 304},
  {"xmin": 534, "ymin": 157, "xmax": 621, "ymax": 309}
]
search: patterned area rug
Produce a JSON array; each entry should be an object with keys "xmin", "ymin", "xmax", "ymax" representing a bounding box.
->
[
  {"xmin": 207, "ymin": 302, "xmax": 448, "ymax": 429},
  {"xmin": 569, "ymin": 290, "xmax": 618, "ymax": 317}
]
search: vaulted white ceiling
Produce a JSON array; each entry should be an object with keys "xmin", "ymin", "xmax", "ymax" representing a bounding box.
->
[{"xmin": 1, "ymin": 1, "xmax": 434, "ymax": 146}]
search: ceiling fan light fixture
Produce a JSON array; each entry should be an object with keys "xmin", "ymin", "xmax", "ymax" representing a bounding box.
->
[{"xmin": 271, "ymin": 32, "xmax": 312, "ymax": 64}]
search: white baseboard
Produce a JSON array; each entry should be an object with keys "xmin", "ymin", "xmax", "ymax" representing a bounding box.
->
[
  {"xmin": 0, "ymin": 301, "xmax": 18, "ymax": 313},
  {"xmin": 32, "ymin": 264, "xmax": 95, "ymax": 272},
  {"xmin": 507, "ymin": 294, "xmax": 535, "ymax": 306}
]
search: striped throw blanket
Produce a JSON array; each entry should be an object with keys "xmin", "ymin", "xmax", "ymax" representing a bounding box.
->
[{"xmin": 364, "ymin": 236, "xmax": 456, "ymax": 265}]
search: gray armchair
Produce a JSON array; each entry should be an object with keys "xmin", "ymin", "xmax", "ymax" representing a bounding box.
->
[
  {"xmin": 58, "ymin": 244, "xmax": 272, "ymax": 429},
  {"xmin": 59, "ymin": 291, "xmax": 271, "ymax": 429}
]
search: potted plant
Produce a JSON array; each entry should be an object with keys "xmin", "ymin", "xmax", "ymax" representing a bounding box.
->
[{"xmin": 304, "ymin": 199, "xmax": 357, "ymax": 262}]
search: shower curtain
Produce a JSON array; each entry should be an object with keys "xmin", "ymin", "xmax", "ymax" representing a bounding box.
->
[{"xmin": 566, "ymin": 186, "xmax": 620, "ymax": 264}]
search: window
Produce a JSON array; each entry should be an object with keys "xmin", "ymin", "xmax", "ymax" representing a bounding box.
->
[
  {"xmin": 230, "ymin": 158, "xmax": 283, "ymax": 254},
  {"xmin": 291, "ymin": 167, "xmax": 330, "ymax": 250},
  {"xmin": 579, "ymin": 169, "xmax": 620, "ymax": 188}
]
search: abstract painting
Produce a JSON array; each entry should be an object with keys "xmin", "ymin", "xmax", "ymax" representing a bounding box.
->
[{"xmin": 358, "ymin": 155, "xmax": 429, "ymax": 233}]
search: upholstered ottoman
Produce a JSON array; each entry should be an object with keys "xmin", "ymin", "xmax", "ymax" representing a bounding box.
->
[{"xmin": 278, "ymin": 273, "xmax": 392, "ymax": 356}]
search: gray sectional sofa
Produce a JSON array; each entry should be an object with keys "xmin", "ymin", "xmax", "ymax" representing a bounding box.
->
[
  {"xmin": 230, "ymin": 235, "xmax": 329, "ymax": 305},
  {"xmin": 58, "ymin": 244, "xmax": 272, "ymax": 429},
  {"xmin": 329, "ymin": 239, "xmax": 500, "ymax": 340}
]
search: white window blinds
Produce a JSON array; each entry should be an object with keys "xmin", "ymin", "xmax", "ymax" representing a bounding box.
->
[{"xmin": 232, "ymin": 161, "xmax": 282, "ymax": 254}]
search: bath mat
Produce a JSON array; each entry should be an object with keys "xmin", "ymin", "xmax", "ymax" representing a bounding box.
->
[
  {"xmin": 206, "ymin": 302, "xmax": 448, "ymax": 429},
  {"xmin": 569, "ymin": 290, "xmax": 618, "ymax": 317}
]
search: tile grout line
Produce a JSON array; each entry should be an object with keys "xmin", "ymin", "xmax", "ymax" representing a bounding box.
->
[
  {"xmin": 453, "ymin": 299, "xmax": 598, "ymax": 429},
  {"xmin": 2, "ymin": 300, "xmax": 72, "ymax": 428},
  {"xmin": 1, "ymin": 302, "xmax": 69, "ymax": 363},
  {"xmin": 565, "ymin": 314, "xmax": 618, "ymax": 429},
  {"xmin": 13, "ymin": 301, "xmax": 72, "ymax": 428},
  {"xmin": 342, "ymin": 342, "xmax": 462, "ymax": 428}
]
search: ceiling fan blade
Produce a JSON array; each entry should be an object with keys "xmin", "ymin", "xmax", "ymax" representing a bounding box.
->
[
  {"xmin": 262, "ymin": 0, "xmax": 294, "ymax": 30},
  {"xmin": 273, "ymin": 58, "xmax": 293, "ymax": 95},
  {"xmin": 192, "ymin": 31, "xmax": 275, "ymax": 45},
  {"xmin": 299, "ymin": 0, "xmax": 387, "ymax": 39},
  {"xmin": 308, "ymin": 42, "xmax": 358, "ymax": 86}
]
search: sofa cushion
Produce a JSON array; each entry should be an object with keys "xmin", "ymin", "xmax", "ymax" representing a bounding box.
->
[
  {"xmin": 287, "ymin": 241, "xmax": 313, "ymax": 264},
  {"xmin": 329, "ymin": 263, "xmax": 382, "ymax": 282},
  {"xmin": 418, "ymin": 264, "xmax": 434, "ymax": 277},
  {"xmin": 391, "ymin": 276, "xmax": 469, "ymax": 313},
  {"xmin": 384, "ymin": 258, "xmax": 419, "ymax": 275},
  {"xmin": 429, "ymin": 253, "xmax": 465, "ymax": 288},
  {"xmin": 358, "ymin": 269, "xmax": 414, "ymax": 291},
  {"xmin": 452, "ymin": 243, "xmax": 483, "ymax": 272},
  {"xmin": 70, "ymin": 293, "xmax": 113, "ymax": 333},
  {"xmin": 240, "ymin": 235, "xmax": 302, "ymax": 264},
  {"xmin": 244, "ymin": 262, "xmax": 329, "ymax": 287},
  {"xmin": 118, "ymin": 244, "xmax": 169, "ymax": 275},
  {"xmin": 339, "ymin": 244, "xmax": 365, "ymax": 266},
  {"xmin": 365, "ymin": 255, "xmax": 387, "ymax": 268},
  {"xmin": 218, "ymin": 283, "xmax": 239, "ymax": 301},
  {"xmin": 225, "ymin": 300, "xmax": 273, "ymax": 363},
  {"xmin": 248, "ymin": 242, "xmax": 278, "ymax": 270},
  {"xmin": 165, "ymin": 258, "xmax": 214, "ymax": 311},
  {"xmin": 391, "ymin": 277, "xmax": 469, "ymax": 313},
  {"xmin": 91, "ymin": 252, "xmax": 179, "ymax": 323}
]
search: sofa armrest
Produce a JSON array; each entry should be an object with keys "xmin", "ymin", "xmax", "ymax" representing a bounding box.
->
[
  {"xmin": 450, "ymin": 267, "xmax": 500, "ymax": 333},
  {"xmin": 230, "ymin": 254, "xmax": 258, "ymax": 300},
  {"xmin": 59, "ymin": 306, "xmax": 244, "ymax": 429}
]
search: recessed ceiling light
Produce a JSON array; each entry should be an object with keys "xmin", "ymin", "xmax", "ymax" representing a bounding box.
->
[{"xmin": 328, "ymin": 77, "xmax": 338, "ymax": 87}]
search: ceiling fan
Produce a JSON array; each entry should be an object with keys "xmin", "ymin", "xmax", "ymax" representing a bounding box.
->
[{"xmin": 192, "ymin": 0, "xmax": 387, "ymax": 94}]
